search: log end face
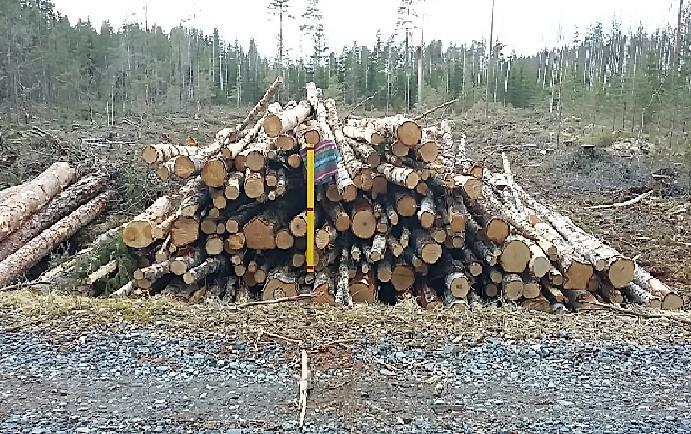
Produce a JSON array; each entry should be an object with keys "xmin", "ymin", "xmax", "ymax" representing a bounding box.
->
[
  {"xmin": 500, "ymin": 239, "xmax": 531, "ymax": 273},
  {"xmin": 174, "ymin": 156, "xmax": 195, "ymax": 179},
  {"xmin": 397, "ymin": 121, "xmax": 422, "ymax": 146},
  {"xmin": 564, "ymin": 261, "xmax": 594, "ymax": 290},
  {"xmin": 608, "ymin": 257, "xmax": 635, "ymax": 289},
  {"xmin": 122, "ymin": 222, "xmax": 154, "ymax": 249},
  {"xmin": 263, "ymin": 114, "xmax": 283, "ymax": 138}
]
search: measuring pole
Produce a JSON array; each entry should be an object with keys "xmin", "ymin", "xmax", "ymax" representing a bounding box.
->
[{"xmin": 306, "ymin": 143, "xmax": 315, "ymax": 273}]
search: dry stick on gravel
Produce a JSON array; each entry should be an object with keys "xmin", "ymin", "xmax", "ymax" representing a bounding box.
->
[
  {"xmin": 299, "ymin": 349, "xmax": 310, "ymax": 430},
  {"xmin": 234, "ymin": 294, "xmax": 313, "ymax": 309},
  {"xmin": 584, "ymin": 190, "xmax": 654, "ymax": 210}
]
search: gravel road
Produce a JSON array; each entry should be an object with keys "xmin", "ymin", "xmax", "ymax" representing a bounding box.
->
[{"xmin": 2, "ymin": 309, "xmax": 691, "ymax": 434}]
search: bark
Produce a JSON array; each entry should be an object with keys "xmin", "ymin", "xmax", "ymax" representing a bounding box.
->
[
  {"xmin": 0, "ymin": 192, "xmax": 112, "ymax": 287},
  {"xmin": 369, "ymin": 234, "xmax": 387, "ymax": 262},
  {"xmin": 224, "ymin": 116, "xmax": 265, "ymax": 159},
  {"xmin": 0, "ymin": 174, "xmax": 108, "ymax": 262},
  {"xmin": 179, "ymin": 177, "xmax": 209, "ymax": 217},
  {"xmin": 0, "ymin": 162, "xmax": 77, "ymax": 242},
  {"xmin": 336, "ymin": 248, "xmax": 353, "ymax": 306},
  {"xmin": 622, "ymin": 282, "xmax": 653, "ymax": 305}
]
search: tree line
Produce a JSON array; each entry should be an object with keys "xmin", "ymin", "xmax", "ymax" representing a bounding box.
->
[{"xmin": 2, "ymin": 0, "xmax": 691, "ymax": 146}]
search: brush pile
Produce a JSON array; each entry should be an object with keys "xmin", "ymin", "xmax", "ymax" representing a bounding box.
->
[{"xmin": 16, "ymin": 77, "xmax": 682, "ymax": 311}]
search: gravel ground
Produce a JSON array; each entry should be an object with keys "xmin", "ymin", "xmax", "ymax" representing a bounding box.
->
[{"xmin": 2, "ymin": 300, "xmax": 691, "ymax": 434}]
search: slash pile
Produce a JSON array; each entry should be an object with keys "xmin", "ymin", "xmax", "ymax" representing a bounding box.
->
[{"xmin": 21, "ymin": 77, "xmax": 679, "ymax": 311}]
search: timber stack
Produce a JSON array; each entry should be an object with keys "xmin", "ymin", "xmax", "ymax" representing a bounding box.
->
[
  {"xmin": 20, "ymin": 77, "xmax": 682, "ymax": 312},
  {"xmin": 0, "ymin": 163, "xmax": 114, "ymax": 287}
]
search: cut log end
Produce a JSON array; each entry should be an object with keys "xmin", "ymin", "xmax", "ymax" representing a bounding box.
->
[
  {"xmin": 608, "ymin": 257, "xmax": 635, "ymax": 289},
  {"xmin": 397, "ymin": 120, "xmax": 422, "ymax": 146},
  {"xmin": 263, "ymin": 114, "xmax": 283, "ymax": 138}
]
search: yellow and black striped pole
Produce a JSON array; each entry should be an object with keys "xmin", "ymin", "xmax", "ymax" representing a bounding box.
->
[{"xmin": 306, "ymin": 143, "xmax": 315, "ymax": 274}]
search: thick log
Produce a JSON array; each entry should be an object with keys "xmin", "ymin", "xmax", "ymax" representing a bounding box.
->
[
  {"xmin": 0, "ymin": 162, "xmax": 77, "ymax": 242},
  {"xmin": 0, "ymin": 192, "xmax": 112, "ymax": 287},
  {"xmin": 350, "ymin": 197, "xmax": 376, "ymax": 240},
  {"xmin": 0, "ymin": 174, "xmax": 108, "ymax": 262},
  {"xmin": 622, "ymin": 282, "xmax": 653, "ymax": 305},
  {"xmin": 633, "ymin": 266, "xmax": 683, "ymax": 310},
  {"xmin": 502, "ymin": 273, "xmax": 524, "ymax": 301},
  {"xmin": 313, "ymin": 270, "xmax": 336, "ymax": 305},
  {"xmin": 349, "ymin": 271, "xmax": 377, "ymax": 303},
  {"xmin": 378, "ymin": 164, "xmax": 419, "ymax": 189},
  {"xmin": 413, "ymin": 230, "xmax": 442, "ymax": 265},
  {"xmin": 173, "ymin": 141, "xmax": 223, "ymax": 179},
  {"xmin": 499, "ymin": 235, "xmax": 531, "ymax": 273},
  {"xmin": 417, "ymin": 194, "xmax": 436, "ymax": 229},
  {"xmin": 395, "ymin": 192, "xmax": 417, "ymax": 217},
  {"xmin": 342, "ymin": 125, "xmax": 384, "ymax": 145},
  {"xmin": 171, "ymin": 249, "xmax": 205, "ymax": 276},
  {"xmin": 244, "ymin": 169, "xmax": 265, "ymax": 199},
  {"xmin": 391, "ymin": 260, "xmax": 415, "ymax": 292},
  {"xmin": 142, "ymin": 143, "xmax": 201, "ymax": 165},
  {"xmin": 205, "ymin": 235, "xmax": 225, "ymax": 255},
  {"xmin": 315, "ymin": 223, "xmax": 337, "ymax": 250},
  {"xmin": 183, "ymin": 256, "xmax": 228, "ymax": 285},
  {"xmin": 169, "ymin": 216, "xmax": 200, "ymax": 247},
  {"xmin": 264, "ymin": 100, "xmax": 312, "ymax": 138},
  {"xmin": 123, "ymin": 196, "xmax": 173, "ymax": 248}
]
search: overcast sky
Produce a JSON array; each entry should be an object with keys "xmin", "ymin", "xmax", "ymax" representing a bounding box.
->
[{"xmin": 53, "ymin": 0, "xmax": 679, "ymax": 57}]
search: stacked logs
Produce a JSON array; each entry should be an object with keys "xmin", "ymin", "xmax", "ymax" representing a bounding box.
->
[
  {"xmin": 111, "ymin": 78, "xmax": 681, "ymax": 311},
  {"xmin": 0, "ymin": 163, "xmax": 113, "ymax": 287}
]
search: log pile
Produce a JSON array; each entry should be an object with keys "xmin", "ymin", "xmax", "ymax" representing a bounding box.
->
[
  {"xmin": 28, "ymin": 78, "xmax": 681, "ymax": 312},
  {"xmin": 0, "ymin": 163, "xmax": 114, "ymax": 287}
]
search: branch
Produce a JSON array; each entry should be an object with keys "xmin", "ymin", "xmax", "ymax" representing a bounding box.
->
[
  {"xmin": 345, "ymin": 86, "xmax": 385, "ymax": 120},
  {"xmin": 414, "ymin": 97, "xmax": 459, "ymax": 121},
  {"xmin": 585, "ymin": 191, "xmax": 653, "ymax": 210},
  {"xmin": 234, "ymin": 293, "xmax": 312, "ymax": 308}
]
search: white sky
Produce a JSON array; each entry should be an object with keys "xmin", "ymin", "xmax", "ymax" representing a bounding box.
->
[{"xmin": 53, "ymin": 0, "xmax": 678, "ymax": 57}]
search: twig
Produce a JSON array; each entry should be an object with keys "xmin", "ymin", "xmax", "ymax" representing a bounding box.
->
[
  {"xmin": 345, "ymin": 87, "xmax": 385, "ymax": 120},
  {"xmin": 593, "ymin": 302, "xmax": 691, "ymax": 325},
  {"xmin": 258, "ymin": 329, "xmax": 303, "ymax": 345},
  {"xmin": 0, "ymin": 281, "xmax": 51, "ymax": 292},
  {"xmin": 413, "ymin": 97, "xmax": 459, "ymax": 121},
  {"xmin": 298, "ymin": 349, "xmax": 309, "ymax": 430},
  {"xmin": 585, "ymin": 191, "xmax": 654, "ymax": 210},
  {"xmin": 234, "ymin": 294, "xmax": 312, "ymax": 309}
]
